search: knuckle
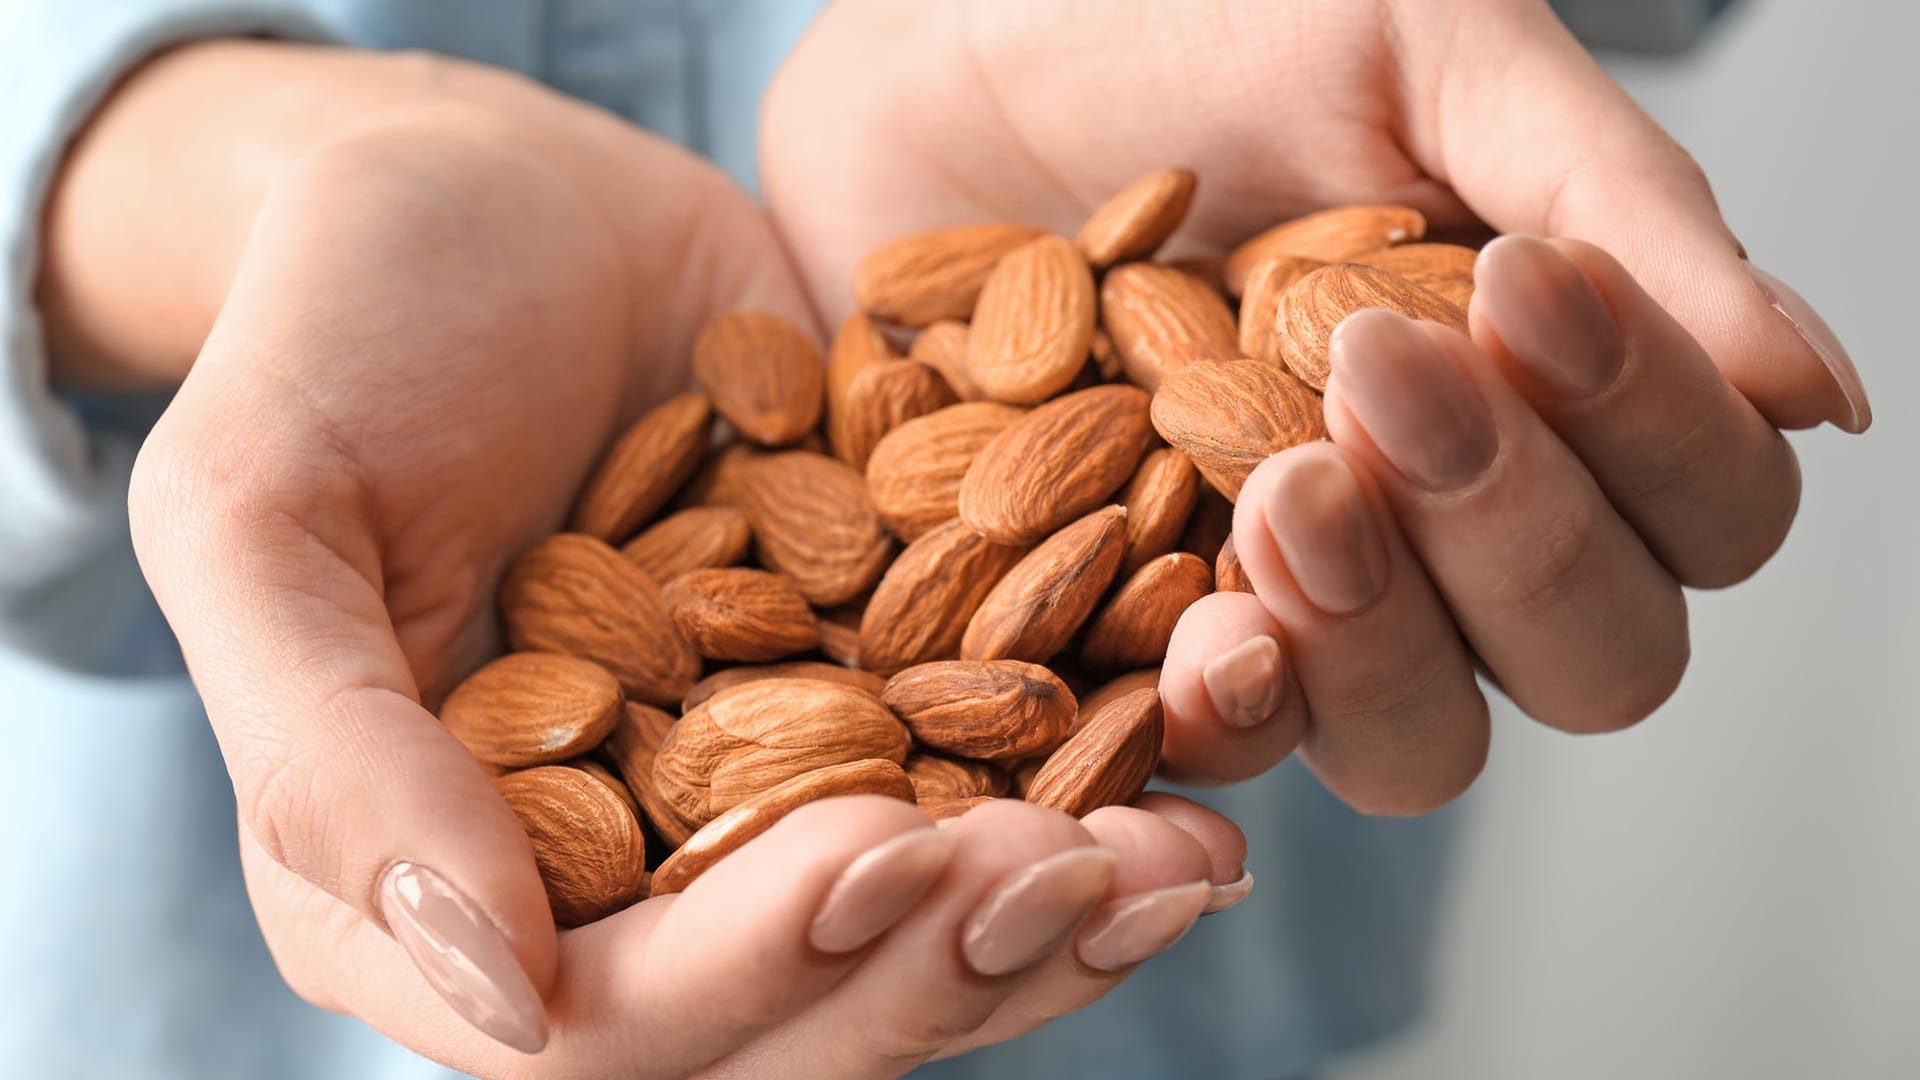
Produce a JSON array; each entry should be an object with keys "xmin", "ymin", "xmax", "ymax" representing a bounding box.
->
[
  {"xmin": 857, "ymin": 997, "xmax": 999, "ymax": 1067},
  {"xmin": 1488, "ymin": 502, "xmax": 1598, "ymax": 619}
]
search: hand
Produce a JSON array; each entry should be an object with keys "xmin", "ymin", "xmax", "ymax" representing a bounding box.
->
[
  {"xmin": 761, "ymin": 0, "xmax": 1871, "ymax": 811},
  {"xmin": 47, "ymin": 41, "xmax": 1245, "ymax": 1075}
]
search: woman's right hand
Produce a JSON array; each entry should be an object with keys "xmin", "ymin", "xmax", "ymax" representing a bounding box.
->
[{"xmin": 40, "ymin": 41, "xmax": 1245, "ymax": 1077}]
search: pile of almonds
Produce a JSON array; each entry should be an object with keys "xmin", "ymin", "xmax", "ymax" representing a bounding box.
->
[{"xmin": 443, "ymin": 168, "xmax": 1479, "ymax": 926}]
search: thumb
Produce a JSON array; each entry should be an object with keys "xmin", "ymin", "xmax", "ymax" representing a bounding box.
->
[{"xmin": 1415, "ymin": 0, "xmax": 1869, "ymax": 432}]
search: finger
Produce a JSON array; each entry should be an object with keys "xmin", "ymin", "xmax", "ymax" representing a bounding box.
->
[
  {"xmin": 1157, "ymin": 592, "xmax": 1307, "ymax": 783},
  {"xmin": 1128, "ymin": 792, "xmax": 1251, "ymax": 904},
  {"xmin": 1231, "ymin": 441, "xmax": 1490, "ymax": 814},
  {"xmin": 1325, "ymin": 308, "xmax": 1691, "ymax": 734},
  {"xmin": 1406, "ymin": 0, "xmax": 1868, "ymax": 431}
]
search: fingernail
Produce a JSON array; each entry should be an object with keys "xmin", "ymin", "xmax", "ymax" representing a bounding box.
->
[
  {"xmin": 1476, "ymin": 236, "xmax": 1624, "ymax": 397},
  {"xmin": 1075, "ymin": 880, "xmax": 1212, "ymax": 972},
  {"xmin": 1745, "ymin": 262, "xmax": 1872, "ymax": 433},
  {"xmin": 962, "ymin": 847, "xmax": 1117, "ymax": 976},
  {"xmin": 378, "ymin": 861, "xmax": 548, "ymax": 1054},
  {"xmin": 1201, "ymin": 635, "xmax": 1284, "ymax": 729},
  {"xmin": 1202, "ymin": 870, "xmax": 1255, "ymax": 915},
  {"xmin": 1260, "ymin": 449, "xmax": 1388, "ymax": 614},
  {"xmin": 809, "ymin": 828, "xmax": 956, "ymax": 954},
  {"xmin": 1329, "ymin": 308, "xmax": 1498, "ymax": 491}
]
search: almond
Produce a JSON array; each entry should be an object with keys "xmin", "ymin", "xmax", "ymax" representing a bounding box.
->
[
  {"xmin": 1118, "ymin": 447, "xmax": 1201, "ymax": 575},
  {"xmin": 568, "ymin": 392, "xmax": 713, "ymax": 544},
  {"xmin": 866, "ymin": 401, "xmax": 1025, "ymax": 542},
  {"xmin": 621, "ymin": 505, "xmax": 751, "ymax": 582},
  {"xmin": 1350, "ymin": 242, "xmax": 1478, "ymax": 291},
  {"xmin": 962, "ymin": 505, "xmax": 1129, "ymax": 664},
  {"xmin": 909, "ymin": 319, "xmax": 983, "ymax": 401},
  {"xmin": 692, "ymin": 312, "xmax": 826, "ymax": 446},
  {"xmin": 1025, "ymin": 686, "xmax": 1164, "ymax": 818},
  {"xmin": 495, "ymin": 765, "xmax": 647, "ymax": 927},
  {"xmin": 1010, "ymin": 758, "xmax": 1044, "ymax": 798},
  {"xmin": 499, "ymin": 534, "xmax": 700, "ymax": 707},
  {"xmin": 602, "ymin": 701, "xmax": 690, "ymax": 844},
  {"xmin": 1166, "ymin": 254, "xmax": 1228, "ymax": 295},
  {"xmin": 1090, "ymin": 327, "xmax": 1124, "ymax": 382},
  {"xmin": 827, "ymin": 313, "xmax": 897, "ymax": 462},
  {"xmin": 882, "ymin": 660, "xmax": 1078, "ymax": 762},
  {"xmin": 1237, "ymin": 256, "xmax": 1328, "ymax": 370},
  {"xmin": 684, "ymin": 661, "xmax": 888, "ymax": 711},
  {"xmin": 965, "ymin": 235, "xmax": 1097, "ymax": 404},
  {"xmin": 1075, "ymin": 669, "xmax": 1161, "ymax": 736},
  {"xmin": 650, "ymin": 758, "xmax": 915, "ymax": 896},
  {"xmin": 440, "ymin": 653, "xmax": 623, "ymax": 767},
  {"xmin": 959, "ymin": 384, "xmax": 1152, "ymax": 545},
  {"xmin": 1276, "ymin": 263, "xmax": 1468, "ymax": 390},
  {"xmin": 923, "ymin": 794, "xmax": 996, "ymax": 824},
  {"xmin": 838, "ymin": 359, "xmax": 959, "ymax": 471},
  {"xmin": 859, "ymin": 518, "xmax": 1031, "ymax": 675},
  {"xmin": 650, "ymin": 678, "xmax": 911, "ymax": 826},
  {"xmin": 1098, "ymin": 263, "xmax": 1239, "ymax": 393},
  {"xmin": 1216, "ymin": 534, "xmax": 1254, "ymax": 593},
  {"xmin": 735, "ymin": 451, "xmax": 894, "ymax": 606},
  {"xmin": 854, "ymin": 222, "xmax": 1046, "ymax": 326},
  {"xmin": 1075, "ymin": 167, "xmax": 1197, "ymax": 268},
  {"xmin": 662, "ymin": 567, "xmax": 821, "ymax": 662},
  {"xmin": 1079, "ymin": 552, "xmax": 1213, "ymax": 669},
  {"xmin": 1224, "ymin": 205, "xmax": 1427, "ymax": 294},
  {"xmin": 676, "ymin": 441, "xmax": 762, "ymax": 509},
  {"xmin": 904, "ymin": 753, "xmax": 1012, "ymax": 803},
  {"xmin": 572, "ymin": 759, "xmax": 640, "ymax": 821},
  {"xmin": 816, "ymin": 604, "xmax": 864, "ymax": 667},
  {"xmin": 1150, "ymin": 359, "xmax": 1327, "ymax": 500}
]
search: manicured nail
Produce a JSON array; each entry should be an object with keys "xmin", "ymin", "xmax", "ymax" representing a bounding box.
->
[
  {"xmin": 809, "ymin": 828, "xmax": 956, "ymax": 954},
  {"xmin": 1329, "ymin": 308, "xmax": 1498, "ymax": 491},
  {"xmin": 1260, "ymin": 449, "xmax": 1388, "ymax": 614},
  {"xmin": 1202, "ymin": 635, "xmax": 1284, "ymax": 729},
  {"xmin": 1075, "ymin": 880, "xmax": 1212, "ymax": 972},
  {"xmin": 1745, "ymin": 262, "xmax": 1871, "ymax": 433},
  {"xmin": 378, "ymin": 861, "xmax": 548, "ymax": 1054},
  {"xmin": 1202, "ymin": 870, "xmax": 1255, "ymax": 915},
  {"xmin": 1475, "ymin": 236, "xmax": 1624, "ymax": 397},
  {"xmin": 961, "ymin": 847, "xmax": 1117, "ymax": 976}
]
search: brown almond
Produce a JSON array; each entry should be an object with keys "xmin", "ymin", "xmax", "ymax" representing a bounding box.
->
[
  {"xmin": 959, "ymin": 384, "xmax": 1152, "ymax": 545},
  {"xmin": 499, "ymin": 534, "xmax": 700, "ymax": 707},
  {"xmin": 1118, "ymin": 447, "xmax": 1201, "ymax": 576},
  {"xmin": 866, "ymin": 402, "xmax": 1026, "ymax": 542},
  {"xmin": 1179, "ymin": 488, "xmax": 1234, "ymax": 564},
  {"xmin": 692, "ymin": 312, "xmax": 826, "ymax": 446},
  {"xmin": 1237, "ymin": 256, "xmax": 1329, "ymax": 370},
  {"xmin": 883, "ymin": 660, "xmax": 1078, "ymax": 762},
  {"xmin": 859, "ymin": 519, "xmax": 1032, "ymax": 675},
  {"xmin": 651, "ymin": 678, "xmax": 911, "ymax": 826},
  {"xmin": 568, "ymin": 392, "xmax": 713, "ymax": 543},
  {"xmin": 1276, "ymin": 263, "xmax": 1468, "ymax": 390},
  {"xmin": 1216, "ymin": 534, "xmax": 1254, "ymax": 593},
  {"xmin": 905, "ymin": 753, "xmax": 1012, "ymax": 803},
  {"xmin": 440, "ymin": 653, "xmax": 623, "ymax": 767},
  {"xmin": 676, "ymin": 441, "xmax": 762, "ymax": 509},
  {"xmin": 839, "ymin": 359, "xmax": 959, "ymax": 472},
  {"xmin": 1075, "ymin": 669, "xmax": 1161, "ymax": 736},
  {"xmin": 1150, "ymin": 360, "xmax": 1327, "ymax": 500},
  {"xmin": 572, "ymin": 759, "xmax": 640, "ymax": 821},
  {"xmin": 1161, "ymin": 340, "xmax": 1245, "ymax": 386},
  {"xmin": 1079, "ymin": 553, "xmax": 1214, "ymax": 670},
  {"xmin": 650, "ymin": 759, "xmax": 915, "ymax": 896},
  {"xmin": 495, "ymin": 766, "xmax": 647, "ymax": 927},
  {"xmin": 923, "ymin": 794, "xmax": 997, "ymax": 824},
  {"xmin": 854, "ymin": 223, "xmax": 1046, "ymax": 326},
  {"xmin": 684, "ymin": 661, "xmax": 888, "ymax": 711},
  {"xmin": 620, "ymin": 505, "xmax": 751, "ymax": 582},
  {"xmin": 1224, "ymin": 205, "xmax": 1427, "ymax": 294},
  {"xmin": 1025, "ymin": 687, "xmax": 1164, "ymax": 818},
  {"xmin": 1098, "ymin": 263, "xmax": 1239, "ymax": 393},
  {"xmin": 735, "ymin": 451, "xmax": 894, "ymax": 606},
  {"xmin": 1076, "ymin": 167, "xmax": 1197, "ymax": 268},
  {"xmin": 909, "ymin": 320, "xmax": 983, "ymax": 401},
  {"xmin": 965, "ymin": 234, "xmax": 1097, "ymax": 404},
  {"xmin": 962, "ymin": 505, "xmax": 1129, "ymax": 664},
  {"xmin": 1350, "ymin": 242, "xmax": 1478, "ymax": 293},
  {"xmin": 1166, "ymin": 254, "xmax": 1228, "ymax": 295},
  {"xmin": 662, "ymin": 567, "xmax": 820, "ymax": 663},
  {"xmin": 1090, "ymin": 327, "xmax": 1124, "ymax": 382},
  {"xmin": 826, "ymin": 312, "xmax": 897, "ymax": 462},
  {"xmin": 816, "ymin": 605, "xmax": 864, "ymax": 667},
  {"xmin": 603, "ymin": 703, "xmax": 685, "ymax": 846}
]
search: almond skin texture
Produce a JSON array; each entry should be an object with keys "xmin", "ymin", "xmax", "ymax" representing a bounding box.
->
[
  {"xmin": 649, "ymin": 758, "xmax": 915, "ymax": 896},
  {"xmin": 1098, "ymin": 263, "xmax": 1239, "ymax": 393},
  {"xmin": 676, "ymin": 441, "xmax": 762, "ymax": 509},
  {"xmin": 827, "ymin": 312, "xmax": 897, "ymax": 461},
  {"xmin": 569, "ymin": 393, "xmax": 714, "ymax": 543},
  {"xmin": 854, "ymin": 222, "xmax": 1046, "ymax": 326},
  {"xmin": 495, "ymin": 766, "xmax": 647, "ymax": 927},
  {"xmin": 1351, "ymin": 242, "xmax": 1478, "ymax": 289},
  {"xmin": 860, "ymin": 518, "xmax": 1032, "ymax": 675},
  {"xmin": 1025, "ymin": 687, "xmax": 1165, "ymax": 818},
  {"xmin": 965, "ymin": 234, "xmax": 1098, "ymax": 404},
  {"xmin": 1151, "ymin": 360, "xmax": 1328, "ymax": 500},
  {"xmin": 882, "ymin": 660, "xmax": 1078, "ymax": 762},
  {"xmin": 662, "ymin": 567, "xmax": 821, "ymax": 663},
  {"xmin": 1118, "ymin": 448, "xmax": 1201, "ymax": 575},
  {"xmin": 603, "ymin": 702, "xmax": 682, "ymax": 845},
  {"xmin": 650, "ymin": 679, "xmax": 911, "ymax": 826},
  {"xmin": 1076, "ymin": 167, "xmax": 1197, "ymax": 268},
  {"xmin": 959, "ymin": 384, "xmax": 1152, "ymax": 546},
  {"xmin": 866, "ymin": 402, "xmax": 1026, "ymax": 542},
  {"xmin": 621, "ymin": 505, "xmax": 752, "ymax": 582},
  {"xmin": 499, "ymin": 534, "xmax": 701, "ymax": 707},
  {"xmin": 1080, "ymin": 552, "xmax": 1214, "ymax": 670},
  {"xmin": 1276, "ymin": 264, "xmax": 1468, "ymax": 390},
  {"xmin": 572, "ymin": 760, "xmax": 640, "ymax": 820},
  {"xmin": 1224, "ymin": 205, "xmax": 1427, "ymax": 294},
  {"xmin": 693, "ymin": 312, "xmax": 826, "ymax": 446},
  {"xmin": 1238, "ymin": 256, "xmax": 1329, "ymax": 370},
  {"xmin": 735, "ymin": 451, "xmax": 894, "ymax": 606},
  {"xmin": 440, "ymin": 653, "xmax": 623, "ymax": 767},
  {"xmin": 962, "ymin": 505, "xmax": 1129, "ymax": 664},
  {"xmin": 683, "ymin": 661, "xmax": 888, "ymax": 711},
  {"xmin": 1075, "ymin": 669, "xmax": 1161, "ymax": 736},
  {"xmin": 923, "ymin": 794, "xmax": 996, "ymax": 823},
  {"xmin": 839, "ymin": 359, "xmax": 959, "ymax": 471},
  {"xmin": 1215, "ymin": 534, "xmax": 1254, "ymax": 593},
  {"xmin": 905, "ymin": 753, "xmax": 1013, "ymax": 803},
  {"xmin": 908, "ymin": 320, "xmax": 983, "ymax": 401}
]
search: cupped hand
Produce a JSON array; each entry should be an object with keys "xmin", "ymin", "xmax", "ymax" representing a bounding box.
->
[{"xmin": 762, "ymin": 0, "xmax": 1871, "ymax": 811}]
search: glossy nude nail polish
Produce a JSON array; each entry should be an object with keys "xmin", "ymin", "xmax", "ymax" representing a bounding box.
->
[
  {"xmin": 378, "ymin": 861, "xmax": 548, "ymax": 1054},
  {"xmin": 961, "ymin": 847, "xmax": 1117, "ymax": 977},
  {"xmin": 1201, "ymin": 635, "xmax": 1284, "ymax": 729},
  {"xmin": 1076, "ymin": 880, "xmax": 1212, "ymax": 972},
  {"xmin": 1328, "ymin": 308, "xmax": 1499, "ymax": 491},
  {"xmin": 1746, "ymin": 262, "xmax": 1872, "ymax": 433},
  {"xmin": 1475, "ymin": 235, "xmax": 1624, "ymax": 397},
  {"xmin": 808, "ymin": 828, "xmax": 957, "ymax": 954},
  {"xmin": 1203, "ymin": 870, "xmax": 1255, "ymax": 915},
  {"xmin": 1259, "ymin": 449, "xmax": 1388, "ymax": 615}
]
